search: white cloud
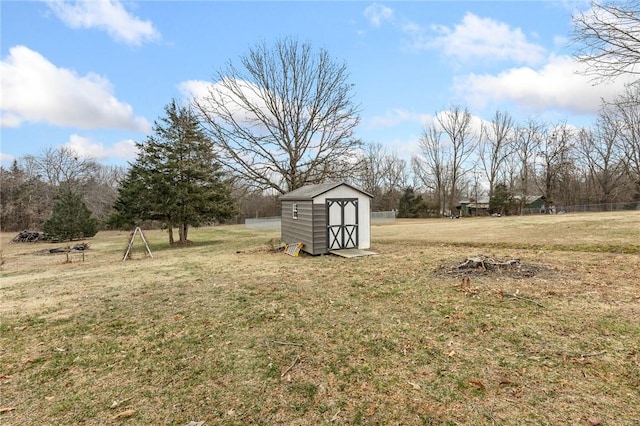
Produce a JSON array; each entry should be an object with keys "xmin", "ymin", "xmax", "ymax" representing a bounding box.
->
[
  {"xmin": 364, "ymin": 3, "xmax": 394, "ymax": 27},
  {"xmin": 361, "ymin": 4, "xmax": 431, "ymax": 50},
  {"xmin": 399, "ymin": 21, "xmax": 430, "ymax": 52},
  {"xmin": 178, "ymin": 79, "xmax": 212, "ymax": 102},
  {"xmin": 179, "ymin": 78, "xmax": 276, "ymax": 126},
  {"xmin": 0, "ymin": 112, "xmax": 22, "ymax": 128},
  {"xmin": 369, "ymin": 108, "xmax": 433, "ymax": 128},
  {"xmin": 0, "ymin": 46, "xmax": 151, "ymax": 131},
  {"xmin": 0, "ymin": 152, "xmax": 16, "ymax": 163},
  {"xmin": 46, "ymin": 0, "xmax": 160, "ymax": 46},
  {"xmin": 63, "ymin": 134, "xmax": 138, "ymax": 160},
  {"xmin": 362, "ymin": 6, "xmax": 546, "ymax": 66},
  {"xmin": 428, "ymin": 13, "xmax": 546, "ymax": 65},
  {"xmin": 454, "ymin": 54, "xmax": 632, "ymax": 115}
]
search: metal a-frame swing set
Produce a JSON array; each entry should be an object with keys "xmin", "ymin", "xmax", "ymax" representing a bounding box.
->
[{"xmin": 123, "ymin": 226, "xmax": 154, "ymax": 261}]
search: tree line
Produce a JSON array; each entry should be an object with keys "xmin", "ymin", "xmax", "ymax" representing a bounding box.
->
[
  {"xmin": 1, "ymin": 1, "xmax": 638, "ymax": 235},
  {"xmin": 2, "ymin": 81, "xmax": 637, "ymax": 234},
  {"xmin": 353, "ymin": 87, "xmax": 640, "ymax": 217},
  {"xmin": 405, "ymin": 83, "xmax": 640, "ymax": 217},
  {"xmin": 1, "ymin": 147, "xmax": 125, "ymax": 234}
]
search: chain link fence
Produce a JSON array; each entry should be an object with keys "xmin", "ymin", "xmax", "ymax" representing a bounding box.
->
[{"xmin": 522, "ymin": 202, "xmax": 640, "ymax": 215}]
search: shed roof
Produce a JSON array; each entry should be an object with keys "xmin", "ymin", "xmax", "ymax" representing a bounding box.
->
[
  {"xmin": 459, "ymin": 197, "xmax": 490, "ymax": 205},
  {"xmin": 280, "ymin": 181, "xmax": 373, "ymax": 201},
  {"xmin": 513, "ymin": 194, "xmax": 545, "ymax": 204}
]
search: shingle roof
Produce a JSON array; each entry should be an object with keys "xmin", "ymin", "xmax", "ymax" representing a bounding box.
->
[
  {"xmin": 513, "ymin": 194, "xmax": 545, "ymax": 204},
  {"xmin": 280, "ymin": 181, "xmax": 373, "ymax": 201}
]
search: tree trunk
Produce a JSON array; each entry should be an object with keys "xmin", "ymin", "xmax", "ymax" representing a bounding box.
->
[
  {"xmin": 168, "ymin": 227, "xmax": 174, "ymax": 245},
  {"xmin": 178, "ymin": 223, "xmax": 188, "ymax": 243}
]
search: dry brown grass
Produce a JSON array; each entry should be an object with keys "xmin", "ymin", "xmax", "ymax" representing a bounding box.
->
[{"xmin": 1, "ymin": 212, "xmax": 639, "ymax": 425}]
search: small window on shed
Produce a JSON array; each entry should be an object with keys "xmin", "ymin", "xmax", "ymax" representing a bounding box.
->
[{"xmin": 292, "ymin": 203, "xmax": 299, "ymax": 219}]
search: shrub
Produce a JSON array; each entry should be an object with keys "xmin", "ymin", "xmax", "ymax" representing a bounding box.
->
[{"xmin": 43, "ymin": 190, "xmax": 98, "ymax": 241}]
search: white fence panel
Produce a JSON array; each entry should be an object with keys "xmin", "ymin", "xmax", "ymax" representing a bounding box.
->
[
  {"xmin": 245, "ymin": 216, "xmax": 281, "ymax": 231},
  {"xmin": 371, "ymin": 211, "xmax": 396, "ymax": 224}
]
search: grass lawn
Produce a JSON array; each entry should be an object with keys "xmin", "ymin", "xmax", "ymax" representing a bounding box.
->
[{"xmin": 1, "ymin": 211, "xmax": 639, "ymax": 425}]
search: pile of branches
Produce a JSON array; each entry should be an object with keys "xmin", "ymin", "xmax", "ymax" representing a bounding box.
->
[
  {"xmin": 12, "ymin": 231, "xmax": 52, "ymax": 243},
  {"xmin": 35, "ymin": 243, "xmax": 90, "ymax": 256},
  {"xmin": 437, "ymin": 255, "xmax": 543, "ymax": 279},
  {"xmin": 455, "ymin": 255, "xmax": 521, "ymax": 271}
]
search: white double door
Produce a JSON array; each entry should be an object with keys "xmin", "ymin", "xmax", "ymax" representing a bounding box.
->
[{"xmin": 327, "ymin": 198, "xmax": 358, "ymax": 250}]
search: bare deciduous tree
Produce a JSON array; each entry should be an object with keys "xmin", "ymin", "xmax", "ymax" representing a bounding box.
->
[
  {"xmin": 513, "ymin": 119, "xmax": 543, "ymax": 214},
  {"xmin": 356, "ymin": 143, "xmax": 408, "ymax": 211},
  {"xmin": 577, "ymin": 115, "xmax": 626, "ymax": 203},
  {"xmin": 606, "ymin": 83, "xmax": 640, "ymax": 198},
  {"xmin": 479, "ymin": 110, "xmax": 515, "ymax": 202},
  {"xmin": 194, "ymin": 37, "xmax": 361, "ymax": 194},
  {"xmin": 414, "ymin": 106, "xmax": 478, "ymax": 215},
  {"xmin": 83, "ymin": 164, "xmax": 127, "ymax": 223},
  {"xmin": 22, "ymin": 146, "xmax": 99, "ymax": 190},
  {"xmin": 534, "ymin": 123, "xmax": 575, "ymax": 212},
  {"xmin": 572, "ymin": 0, "xmax": 640, "ymax": 81},
  {"xmin": 415, "ymin": 125, "xmax": 449, "ymax": 215},
  {"xmin": 437, "ymin": 105, "xmax": 479, "ymax": 214}
]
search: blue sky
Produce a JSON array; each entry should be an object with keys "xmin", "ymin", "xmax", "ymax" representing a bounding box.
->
[{"xmin": 0, "ymin": 0, "xmax": 633, "ymax": 167}]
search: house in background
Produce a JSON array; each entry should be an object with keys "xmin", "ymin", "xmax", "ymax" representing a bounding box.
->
[
  {"xmin": 457, "ymin": 197, "xmax": 490, "ymax": 216},
  {"xmin": 514, "ymin": 195, "xmax": 546, "ymax": 214},
  {"xmin": 280, "ymin": 182, "xmax": 372, "ymax": 255},
  {"xmin": 458, "ymin": 195, "xmax": 547, "ymax": 216}
]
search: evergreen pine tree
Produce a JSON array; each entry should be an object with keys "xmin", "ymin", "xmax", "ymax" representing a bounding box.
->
[
  {"xmin": 397, "ymin": 187, "xmax": 423, "ymax": 218},
  {"xmin": 43, "ymin": 190, "xmax": 98, "ymax": 240},
  {"xmin": 110, "ymin": 99, "xmax": 236, "ymax": 244},
  {"xmin": 490, "ymin": 182, "xmax": 515, "ymax": 215}
]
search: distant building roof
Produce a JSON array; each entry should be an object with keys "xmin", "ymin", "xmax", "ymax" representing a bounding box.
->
[
  {"xmin": 513, "ymin": 194, "xmax": 545, "ymax": 204},
  {"xmin": 458, "ymin": 197, "xmax": 490, "ymax": 206},
  {"xmin": 280, "ymin": 181, "xmax": 373, "ymax": 201}
]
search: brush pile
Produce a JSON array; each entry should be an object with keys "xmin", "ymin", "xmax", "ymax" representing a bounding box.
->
[
  {"xmin": 455, "ymin": 255, "xmax": 520, "ymax": 271},
  {"xmin": 436, "ymin": 254, "xmax": 544, "ymax": 279},
  {"xmin": 11, "ymin": 231, "xmax": 52, "ymax": 243},
  {"xmin": 34, "ymin": 243, "xmax": 90, "ymax": 256}
]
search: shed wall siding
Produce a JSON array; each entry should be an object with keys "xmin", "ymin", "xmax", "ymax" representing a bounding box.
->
[
  {"xmin": 281, "ymin": 200, "xmax": 314, "ymax": 252},
  {"xmin": 312, "ymin": 204, "xmax": 327, "ymax": 254}
]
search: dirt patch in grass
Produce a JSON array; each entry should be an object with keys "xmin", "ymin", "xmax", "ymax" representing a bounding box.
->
[
  {"xmin": 435, "ymin": 254, "xmax": 551, "ymax": 279},
  {"xmin": 1, "ymin": 214, "xmax": 639, "ymax": 425}
]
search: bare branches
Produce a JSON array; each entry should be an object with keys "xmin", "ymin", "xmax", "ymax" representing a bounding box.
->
[
  {"xmin": 355, "ymin": 143, "xmax": 408, "ymax": 210},
  {"xmin": 415, "ymin": 105, "xmax": 478, "ymax": 215},
  {"xmin": 479, "ymin": 110, "xmax": 515, "ymax": 202},
  {"xmin": 533, "ymin": 122, "xmax": 574, "ymax": 211},
  {"xmin": 572, "ymin": 0, "xmax": 640, "ymax": 82},
  {"xmin": 416, "ymin": 124, "xmax": 449, "ymax": 215},
  {"xmin": 603, "ymin": 83, "xmax": 640, "ymax": 196},
  {"xmin": 576, "ymin": 118, "xmax": 626, "ymax": 204},
  {"xmin": 22, "ymin": 146, "xmax": 99, "ymax": 190},
  {"xmin": 194, "ymin": 37, "xmax": 361, "ymax": 194}
]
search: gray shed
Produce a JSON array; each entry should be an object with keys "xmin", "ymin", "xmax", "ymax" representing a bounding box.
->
[{"xmin": 280, "ymin": 182, "xmax": 373, "ymax": 255}]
